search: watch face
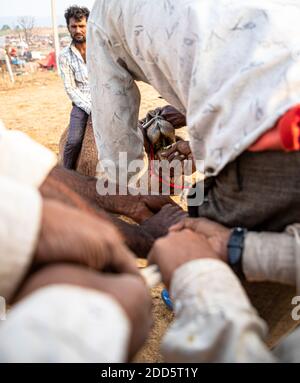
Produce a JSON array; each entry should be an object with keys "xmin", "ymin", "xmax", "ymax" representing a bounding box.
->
[{"xmin": 229, "ymin": 248, "xmax": 241, "ymax": 266}]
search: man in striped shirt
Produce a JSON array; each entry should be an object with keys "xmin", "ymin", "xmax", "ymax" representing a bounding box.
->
[{"xmin": 59, "ymin": 6, "xmax": 91, "ymax": 170}]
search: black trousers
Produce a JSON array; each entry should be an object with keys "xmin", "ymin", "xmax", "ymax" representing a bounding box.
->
[{"xmin": 63, "ymin": 105, "xmax": 89, "ymax": 170}]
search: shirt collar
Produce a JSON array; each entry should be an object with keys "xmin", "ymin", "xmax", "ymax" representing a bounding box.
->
[{"xmin": 69, "ymin": 42, "xmax": 85, "ymax": 63}]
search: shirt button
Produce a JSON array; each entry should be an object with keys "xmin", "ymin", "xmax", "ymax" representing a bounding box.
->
[{"xmin": 234, "ymin": 143, "xmax": 241, "ymax": 151}]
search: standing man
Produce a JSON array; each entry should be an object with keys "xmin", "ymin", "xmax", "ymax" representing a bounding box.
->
[{"xmin": 59, "ymin": 6, "xmax": 91, "ymax": 170}]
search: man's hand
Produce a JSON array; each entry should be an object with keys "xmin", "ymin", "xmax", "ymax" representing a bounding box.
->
[
  {"xmin": 170, "ymin": 218, "xmax": 232, "ymax": 263},
  {"xmin": 148, "ymin": 230, "xmax": 220, "ymax": 289},
  {"xmin": 35, "ymin": 199, "xmax": 139, "ymax": 275},
  {"xmin": 16, "ymin": 264, "xmax": 152, "ymax": 360},
  {"xmin": 159, "ymin": 141, "xmax": 195, "ymax": 171},
  {"xmin": 160, "ymin": 105, "xmax": 186, "ymax": 129},
  {"xmin": 104, "ymin": 194, "xmax": 177, "ymax": 223}
]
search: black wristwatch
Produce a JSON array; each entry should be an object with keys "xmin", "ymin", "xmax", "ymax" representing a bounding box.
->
[{"xmin": 227, "ymin": 227, "xmax": 247, "ymax": 279}]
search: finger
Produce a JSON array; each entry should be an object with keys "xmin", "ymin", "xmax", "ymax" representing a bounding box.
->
[
  {"xmin": 177, "ymin": 141, "xmax": 191, "ymax": 155},
  {"xmin": 143, "ymin": 196, "xmax": 176, "ymax": 212},
  {"xmin": 178, "ymin": 217, "xmax": 218, "ymax": 236},
  {"xmin": 169, "ymin": 217, "xmax": 199, "ymax": 233},
  {"xmin": 111, "ymin": 245, "xmax": 140, "ymax": 276},
  {"xmin": 133, "ymin": 205, "xmax": 154, "ymax": 223},
  {"xmin": 164, "ymin": 204, "xmax": 186, "ymax": 216},
  {"xmin": 167, "ymin": 151, "xmax": 181, "ymax": 162},
  {"xmin": 160, "ymin": 144, "xmax": 178, "ymax": 158},
  {"xmin": 168, "ymin": 154, "xmax": 186, "ymax": 163},
  {"xmin": 169, "ymin": 220, "xmax": 186, "ymax": 232},
  {"xmin": 173, "ymin": 210, "xmax": 188, "ymax": 222}
]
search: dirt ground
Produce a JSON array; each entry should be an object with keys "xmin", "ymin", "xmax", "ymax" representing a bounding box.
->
[{"xmin": 0, "ymin": 70, "xmax": 175, "ymax": 363}]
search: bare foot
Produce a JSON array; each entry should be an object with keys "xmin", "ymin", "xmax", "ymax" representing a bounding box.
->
[{"xmin": 141, "ymin": 204, "xmax": 187, "ymax": 239}]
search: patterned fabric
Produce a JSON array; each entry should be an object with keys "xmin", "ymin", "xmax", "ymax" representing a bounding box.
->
[
  {"xmin": 59, "ymin": 44, "xmax": 91, "ymax": 115},
  {"xmin": 88, "ymin": 0, "xmax": 300, "ymax": 181}
]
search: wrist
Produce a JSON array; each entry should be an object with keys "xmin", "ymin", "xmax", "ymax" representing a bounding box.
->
[
  {"xmin": 219, "ymin": 229, "xmax": 232, "ymax": 263},
  {"xmin": 208, "ymin": 228, "xmax": 232, "ymax": 263}
]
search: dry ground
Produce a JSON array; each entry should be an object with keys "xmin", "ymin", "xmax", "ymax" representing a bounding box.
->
[{"xmin": 0, "ymin": 70, "xmax": 174, "ymax": 362}]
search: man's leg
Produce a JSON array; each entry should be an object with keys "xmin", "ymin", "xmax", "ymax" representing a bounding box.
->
[
  {"xmin": 189, "ymin": 151, "xmax": 300, "ymax": 231},
  {"xmin": 63, "ymin": 105, "xmax": 89, "ymax": 170}
]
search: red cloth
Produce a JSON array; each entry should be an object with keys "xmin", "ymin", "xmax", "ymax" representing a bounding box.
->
[
  {"xmin": 249, "ymin": 105, "xmax": 300, "ymax": 152},
  {"xmin": 38, "ymin": 51, "xmax": 57, "ymax": 69}
]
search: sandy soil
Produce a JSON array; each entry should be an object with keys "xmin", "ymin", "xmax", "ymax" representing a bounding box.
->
[{"xmin": 0, "ymin": 71, "xmax": 174, "ymax": 363}]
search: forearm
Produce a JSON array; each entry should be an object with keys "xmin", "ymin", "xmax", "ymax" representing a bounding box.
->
[
  {"xmin": 65, "ymin": 86, "xmax": 91, "ymax": 115},
  {"xmin": 243, "ymin": 227, "xmax": 300, "ymax": 287},
  {"xmin": 40, "ymin": 166, "xmax": 153, "ymax": 257},
  {"xmin": 42, "ymin": 166, "xmax": 122, "ymax": 213}
]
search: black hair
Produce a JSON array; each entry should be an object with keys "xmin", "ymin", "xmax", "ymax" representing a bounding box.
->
[{"xmin": 64, "ymin": 5, "xmax": 90, "ymax": 26}]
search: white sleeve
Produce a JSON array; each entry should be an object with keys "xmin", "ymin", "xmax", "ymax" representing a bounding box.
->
[
  {"xmin": 0, "ymin": 126, "xmax": 57, "ymax": 188},
  {"xmin": 243, "ymin": 226, "xmax": 300, "ymax": 292},
  {"xmin": 0, "ymin": 285, "xmax": 131, "ymax": 363},
  {"xmin": 162, "ymin": 259, "xmax": 276, "ymax": 363},
  {"xmin": 0, "ymin": 176, "xmax": 42, "ymax": 301},
  {"xmin": 87, "ymin": 21, "xmax": 148, "ymax": 186}
]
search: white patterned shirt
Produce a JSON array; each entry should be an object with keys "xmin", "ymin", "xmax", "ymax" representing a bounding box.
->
[
  {"xmin": 59, "ymin": 43, "xmax": 91, "ymax": 115},
  {"xmin": 88, "ymin": 0, "xmax": 300, "ymax": 180}
]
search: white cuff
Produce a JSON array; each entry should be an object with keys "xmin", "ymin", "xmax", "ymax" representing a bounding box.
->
[
  {"xmin": 0, "ymin": 129, "xmax": 57, "ymax": 188},
  {"xmin": 0, "ymin": 177, "xmax": 42, "ymax": 301},
  {"xmin": 243, "ymin": 231, "xmax": 296, "ymax": 285},
  {"xmin": 0, "ymin": 285, "xmax": 131, "ymax": 363}
]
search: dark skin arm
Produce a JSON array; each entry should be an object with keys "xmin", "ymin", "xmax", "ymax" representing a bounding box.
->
[
  {"xmin": 39, "ymin": 167, "xmax": 155, "ymax": 257},
  {"xmin": 40, "ymin": 166, "xmax": 186, "ymax": 257},
  {"xmin": 46, "ymin": 166, "xmax": 176, "ymax": 223}
]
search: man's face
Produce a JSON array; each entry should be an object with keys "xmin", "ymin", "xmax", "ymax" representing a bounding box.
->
[{"xmin": 68, "ymin": 17, "xmax": 87, "ymax": 44}]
